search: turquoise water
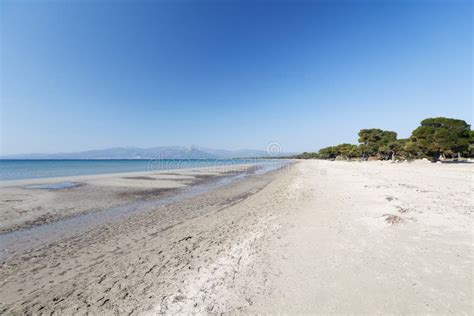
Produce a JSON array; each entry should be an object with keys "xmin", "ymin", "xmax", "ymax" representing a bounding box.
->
[{"xmin": 0, "ymin": 159, "xmax": 284, "ymax": 181}]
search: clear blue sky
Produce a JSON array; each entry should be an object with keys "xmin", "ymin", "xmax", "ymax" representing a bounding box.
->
[{"xmin": 1, "ymin": 0, "xmax": 472, "ymax": 154}]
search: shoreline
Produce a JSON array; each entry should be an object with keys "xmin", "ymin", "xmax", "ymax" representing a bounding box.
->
[
  {"xmin": 0, "ymin": 162, "xmax": 292, "ymax": 259},
  {"xmin": 0, "ymin": 162, "xmax": 269, "ymax": 186},
  {"xmin": 0, "ymin": 160, "xmax": 472, "ymax": 314},
  {"xmin": 0, "ymin": 162, "xmax": 289, "ymax": 311},
  {"xmin": 0, "ymin": 158, "xmax": 289, "ymax": 182},
  {"xmin": 0, "ymin": 163, "xmax": 281, "ymax": 234}
]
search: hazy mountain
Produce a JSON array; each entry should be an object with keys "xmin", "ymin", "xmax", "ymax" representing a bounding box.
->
[{"xmin": 0, "ymin": 146, "xmax": 293, "ymax": 159}]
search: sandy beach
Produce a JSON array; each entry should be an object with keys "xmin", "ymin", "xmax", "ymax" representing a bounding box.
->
[
  {"xmin": 0, "ymin": 160, "xmax": 472, "ymax": 314},
  {"xmin": 0, "ymin": 164, "xmax": 255, "ymax": 234}
]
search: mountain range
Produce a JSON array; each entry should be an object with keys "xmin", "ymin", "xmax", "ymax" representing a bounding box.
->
[{"xmin": 0, "ymin": 146, "xmax": 294, "ymax": 159}]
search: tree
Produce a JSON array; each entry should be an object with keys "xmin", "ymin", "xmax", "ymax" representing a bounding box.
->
[
  {"xmin": 377, "ymin": 144, "xmax": 391, "ymax": 160},
  {"xmin": 296, "ymin": 117, "xmax": 471, "ymax": 161},
  {"xmin": 386, "ymin": 139, "xmax": 408, "ymax": 160},
  {"xmin": 410, "ymin": 117, "xmax": 470, "ymax": 160},
  {"xmin": 403, "ymin": 140, "xmax": 420, "ymax": 159},
  {"xmin": 358, "ymin": 128, "xmax": 397, "ymax": 159},
  {"xmin": 334, "ymin": 143, "xmax": 359, "ymax": 159},
  {"xmin": 348, "ymin": 145, "xmax": 361, "ymax": 159},
  {"xmin": 294, "ymin": 152, "xmax": 319, "ymax": 159},
  {"xmin": 469, "ymin": 130, "xmax": 474, "ymax": 158},
  {"xmin": 317, "ymin": 146, "xmax": 337, "ymax": 159}
]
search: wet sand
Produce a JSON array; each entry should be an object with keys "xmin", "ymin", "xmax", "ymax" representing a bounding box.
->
[
  {"xmin": 0, "ymin": 164, "xmax": 254, "ymax": 234},
  {"xmin": 0, "ymin": 160, "xmax": 472, "ymax": 314}
]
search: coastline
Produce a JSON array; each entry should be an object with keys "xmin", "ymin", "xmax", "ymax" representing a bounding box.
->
[
  {"xmin": 0, "ymin": 160, "xmax": 472, "ymax": 314},
  {"xmin": 0, "ymin": 163, "xmax": 274, "ymax": 234},
  {"xmin": 0, "ymin": 162, "xmax": 266, "ymax": 186}
]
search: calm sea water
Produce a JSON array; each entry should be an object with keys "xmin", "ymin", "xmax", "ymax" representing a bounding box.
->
[{"xmin": 0, "ymin": 159, "xmax": 284, "ymax": 181}]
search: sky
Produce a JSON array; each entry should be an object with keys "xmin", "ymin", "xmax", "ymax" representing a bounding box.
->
[{"xmin": 1, "ymin": 0, "xmax": 472, "ymax": 155}]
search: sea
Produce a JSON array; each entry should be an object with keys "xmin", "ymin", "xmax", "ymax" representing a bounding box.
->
[
  {"xmin": 0, "ymin": 158, "xmax": 291, "ymax": 258},
  {"xmin": 0, "ymin": 159, "xmax": 288, "ymax": 181}
]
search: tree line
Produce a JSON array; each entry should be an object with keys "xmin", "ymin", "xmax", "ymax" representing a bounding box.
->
[{"xmin": 296, "ymin": 117, "xmax": 473, "ymax": 161}]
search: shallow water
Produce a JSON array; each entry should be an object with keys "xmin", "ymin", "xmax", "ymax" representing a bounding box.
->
[
  {"xmin": 0, "ymin": 161, "xmax": 291, "ymax": 260},
  {"xmin": 0, "ymin": 159, "xmax": 281, "ymax": 181}
]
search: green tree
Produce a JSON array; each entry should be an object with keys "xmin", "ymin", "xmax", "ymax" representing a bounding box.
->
[
  {"xmin": 410, "ymin": 117, "xmax": 470, "ymax": 160},
  {"xmin": 333, "ymin": 143, "xmax": 359, "ymax": 159},
  {"xmin": 358, "ymin": 129, "xmax": 397, "ymax": 159},
  {"xmin": 314, "ymin": 144, "xmax": 360, "ymax": 160},
  {"xmin": 469, "ymin": 130, "xmax": 474, "ymax": 158},
  {"xmin": 317, "ymin": 146, "xmax": 337, "ymax": 159},
  {"xmin": 386, "ymin": 139, "xmax": 408, "ymax": 160},
  {"xmin": 294, "ymin": 152, "xmax": 319, "ymax": 159},
  {"xmin": 403, "ymin": 141, "xmax": 420, "ymax": 159},
  {"xmin": 377, "ymin": 144, "xmax": 391, "ymax": 160},
  {"xmin": 348, "ymin": 145, "xmax": 361, "ymax": 159}
]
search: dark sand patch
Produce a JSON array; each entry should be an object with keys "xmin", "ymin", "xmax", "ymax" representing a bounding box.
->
[
  {"xmin": 116, "ymin": 187, "xmax": 177, "ymax": 199},
  {"xmin": 383, "ymin": 214, "xmax": 405, "ymax": 225},
  {"xmin": 122, "ymin": 176, "xmax": 157, "ymax": 181}
]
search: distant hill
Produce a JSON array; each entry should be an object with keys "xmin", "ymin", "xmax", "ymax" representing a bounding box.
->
[{"xmin": 0, "ymin": 146, "xmax": 294, "ymax": 160}]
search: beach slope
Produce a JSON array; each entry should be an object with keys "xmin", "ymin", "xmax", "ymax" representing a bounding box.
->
[{"xmin": 0, "ymin": 160, "xmax": 472, "ymax": 314}]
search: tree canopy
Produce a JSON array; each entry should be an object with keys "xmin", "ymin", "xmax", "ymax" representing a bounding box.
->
[
  {"xmin": 358, "ymin": 129, "xmax": 397, "ymax": 158},
  {"xmin": 309, "ymin": 143, "xmax": 360, "ymax": 160},
  {"xmin": 409, "ymin": 117, "xmax": 470, "ymax": 159},
  {"xmin": 294, "ymin": 117, "xmax": 472, "ymax": 161}
]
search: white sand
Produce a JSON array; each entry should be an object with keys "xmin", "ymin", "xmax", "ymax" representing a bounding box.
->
[
  {"xmin": 248, "ymin": 160, "xmax": 473, "ymax": 313},
  {"xmin": 0, "ymin": 160, "xmax": 472, "ymax": 314}
]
